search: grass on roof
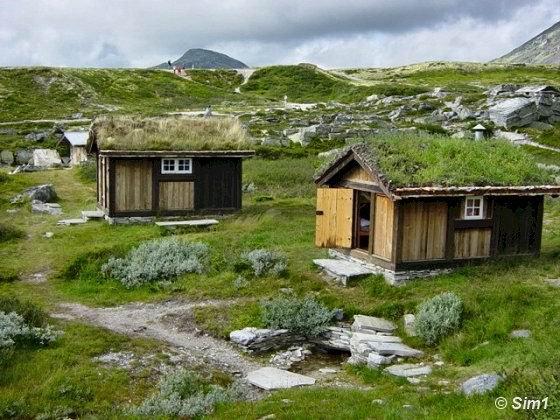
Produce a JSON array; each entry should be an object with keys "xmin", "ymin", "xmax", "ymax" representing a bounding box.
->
[
  {"xmin": 92, "ymin": 116, "xmax": 253, "ymax": 151},
  {"xmin": 350, "ymin": 132, "xmax": 555, "ymax": 187}
]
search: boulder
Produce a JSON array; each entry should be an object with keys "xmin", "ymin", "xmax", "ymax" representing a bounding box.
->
[
  {"xmin": 385, "ymin": 363, "xmax": 432, "ymax": 378},
  {"xmin": 0, "ymin": 150, "xmax": 14, "ymax": 165},
  {"xmin": 32, "ymin": 149, "xmax": 61, "ymax": 167},
  {"xmin": 287, "ymin": 125, "xmax": 318, "ymax": 146},
  {"xmin": 403, "ymin": 314, "xmax": 416, "ymax": 336},
  {"xmin": 488, "ymin": 98, "xmax": 538, "ymax": 128},
  {"xmin": 11, "ymin": 184, "xmax": 57, "ymax": 204},
  {"xmin": 25, "ymin": 131, "xmax": 50, "ymax": 142},
  {"xmin": 461, "ymin": 374, "xmax": 502, "ymax": 396},
  {"xmin": 246, "ymin": 367, "xmax": 315, "ymax": 390},
  {"xmin": 367, "ymin": 352, "xmax": 394, "ymax": 368},
  {"xmin": 15, "ymin": 150, "xmax": 32, "ymax": 165}
]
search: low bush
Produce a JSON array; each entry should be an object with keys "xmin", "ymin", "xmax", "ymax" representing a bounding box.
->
[
  {"xmin": 0, "ymin": 223, "xmax": 24, "ymax": 243},
  {"xmin": 241, "ymin": 249, "xmax": 287, "ymax": 277},
  {"xmin": 261, "ymin": 295, "xmax": 335, "ymax": 337},
  {"xmin": 0, "ymin": 297, "xmax": 47, "ymax": 327},
  {"xmin": 0, "ymin": 311, "xmax": 61, "ymax": 348},
  {"xmin": 415, "ymin": 292, "xmax": 463, "ymax": 346},
  {"xmin": 75, "ymin": 160, "xmax": 97, "ymax": 183},
  {"xmin": 101, "ymin": 238, "xmax": 211, "ymax": 288},
  {"xmin": 130, "ymin": 369, "xmax": 246, "ymax": 417}
]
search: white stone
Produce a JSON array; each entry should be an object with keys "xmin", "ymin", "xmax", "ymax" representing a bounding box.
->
[
  {"xmin": 314, "ymin": 259, "xmax": 375, "ymax": 285},
  {"xmin": 351, "ymin": 332, "xmax": 402, "ymax": 344},
  {"xmin": 367, "ymin": 352, "xmax": 394, "ymax": 367},
  {"xmin": 32, "ymin": 149, "xmax": 61, "ymax": 167},
  {"xmin": 353, "ymin": 315, "xmax": 396, "ymax": 333},
  {"xmin": 545, "ymin": 278, "xmax": 560, "ymax": 287},
  {"xmin": 319, "ymin": 368, "xmax": 338, "ymax": 374},
  {"xmin": 246, "ymin": 367, "xmax": 316, "ymax": 390},
  {"xmin": 369, "ymin": 342, "xmax": 423, "ymax": 358},
  {"xmin": 385, "ymin": 363, "xmax": 432, "ymax": 377},
  {"xmin": 461, "ymin": 374, "xmax": 502, "ymax": 396},
  {"xmin": 155, "ymin": 219, "xmax": 219, "ymax": 227},
  {"xmin": 57, "ymin": 218, "xmax": 87, "ymax": 225},
  {"xmin": 31, "ymin": 202, "xmax": 62, "ymax": 215},
  {"xmin": 44, "ymin": 232, "xmax": 54, "ymax": 238},
  {"xmin": 403, "ymin": 314, "xmax": 416, "ymax": 336},
  {"xmin": 81, "ymin": 210, "xmax": 105, "ymax": 219},
  {"xmin": 510, "ymin": 329, "xmax": 531, "ymax": 338}
]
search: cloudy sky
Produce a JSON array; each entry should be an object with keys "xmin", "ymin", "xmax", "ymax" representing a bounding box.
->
[{"xmin": 1, "ymin": 0, "xmax": 559, "ymax": 68}]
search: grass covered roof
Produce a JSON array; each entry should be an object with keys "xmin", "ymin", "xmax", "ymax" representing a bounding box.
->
[
  {"xmin": 317, "ymin": 132, "xmax": 555, "ymax": 188},
  {"xmin": 90, "ymin": 116, "xmax": 253, "ymax": 151}
]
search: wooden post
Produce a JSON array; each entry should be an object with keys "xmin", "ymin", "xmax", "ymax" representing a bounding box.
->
[{"xmin": 369, "ymin": 192, "xmax": 376, "ymax": 255}]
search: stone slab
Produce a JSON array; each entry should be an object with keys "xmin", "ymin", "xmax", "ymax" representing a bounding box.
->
[
  {"xmin": 369, "ymin": 342, "xmax": 423, "ymax": 358},
  {"xmin": 385, "ymin": 363, "xmax": 432, "ymax": 377},
  {"xmin": 57, "ymin": 218, "xmax": 87, "ymax": 225},
  {"xmin": 313, "ymin": 259, "xmax": 375, "ymax": 279},
  {"xmin": 155, "ymin": 219, "xmax": 219, "ymax": 227},
  {"xmin": 545, "ymin": 278, "xmax": 560, "ymax": 287},
  {"xmin": 351, "ymin": 332, "xmax": 402, "ymax": 344},
  {"xmin": 353, "ymin": 315, "xmax": 396, "ymax": 333},
  {"xmin": 461, "ymin": 374, "xmax": 501, "ymax": 396},
  {"xmin": 81, "ymin": 210, "xmax": 104, "ymax": 219},
  {"xmin": 246, "ymin": 367, "xmax": 316, "ymax": 390}
]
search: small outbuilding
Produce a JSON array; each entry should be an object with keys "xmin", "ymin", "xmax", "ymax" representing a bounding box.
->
[
  {"xmin": 314, "ymin": 134, "xmax": 560, "ymax": 283},
  {"xmin": 87, "ymin": 116, "xmax": 254, "ymax": 219},
  {"xmin": 60, "ymin": 131, "xmax": 89, "ymax": 165}
]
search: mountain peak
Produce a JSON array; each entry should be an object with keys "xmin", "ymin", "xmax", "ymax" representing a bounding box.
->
[
  {"xmin": 155, "ymin": 48, "xmax": 249, "ymax": 69},
  {"xmin": 493, "ymin": 20, "xmax": 560, "ymax": 64}
]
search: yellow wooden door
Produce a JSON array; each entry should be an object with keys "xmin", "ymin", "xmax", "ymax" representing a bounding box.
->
[{"xmin": 315, "ymin": 188, "xmax": 354, "ymax": 248}]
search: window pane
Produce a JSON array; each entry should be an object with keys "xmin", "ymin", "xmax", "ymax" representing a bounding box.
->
[{"xmin": 466, "ymin": 208, "xmax": 473, "ymax": 216}]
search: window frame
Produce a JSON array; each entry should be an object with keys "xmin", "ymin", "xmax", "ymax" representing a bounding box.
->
[
  {"xmin": 161, "ymin": 158, "xmax": 192, "ymax": 174},
  {"xmin": 463, "ymin": 196, "xmax": 484, "ymax": 220}
]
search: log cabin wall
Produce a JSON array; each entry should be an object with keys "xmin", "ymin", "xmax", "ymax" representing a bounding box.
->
[{"xmin": 105, "ymin": 156, "xmax": 243, "ymax": 217}]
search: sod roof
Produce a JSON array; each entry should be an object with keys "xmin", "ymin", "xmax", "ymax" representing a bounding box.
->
[
  {"xmin": 88, "ymin": 116, "xmax": 253, "ymax": 152},
  {"xmin": 315, "ymin": 132, "xmax": 556, "ymax": 189}
]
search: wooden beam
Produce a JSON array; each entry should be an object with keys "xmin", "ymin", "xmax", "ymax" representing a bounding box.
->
[
  {"xmin": 336, "ymin": 180, "xmax": 385, "ymax": 194},
  {"xmin": 369, "ymin": 192, "xmax": 376, "ymax": 255},
  {"xmin": 392, "ymin": 202, "xmax": 404, "ymax": 264}
]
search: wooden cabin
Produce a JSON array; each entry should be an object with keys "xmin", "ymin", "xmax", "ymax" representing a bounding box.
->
[
  {"xmin": 60, "ymin": 131, "xmax": 88, "ymax": 166},
  {"xmin": 87, "ymin": 116, "xmax": 254, "ymax": 219},
  {"xmin": 314, "ymin": 140, "xmax": 560, "ymax": 283}
]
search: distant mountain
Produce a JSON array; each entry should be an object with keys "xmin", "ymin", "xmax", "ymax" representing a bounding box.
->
[
  {"xmin": 155, "ymin": 48, "xmax": 249, "ymax": 69},
  {"xmin": 493, "ymin": 21, "xmax": 560, "ymax": 64}
]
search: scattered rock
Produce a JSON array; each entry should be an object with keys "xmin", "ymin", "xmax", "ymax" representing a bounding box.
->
[
  {"xmin": 11, "ymin": 184, "xmax": 57, "ymax": 204},
  {"xmin": 319, "ymin": 368, "xmax": 338, "ymax": 374},
  {"xmin": 461, "ymin": 374, "xmax": 502, "ymax": 396},
  {"xmin": 367, "ymin": 352, "xmax": 394, "ymax": 368},
  {"xmin": 407, "ymin": 377, "xmax": 422, "ymax": 384},
  {"xmin": 269, "ymin": 346, "xmax": 311, "ymax": 370},
  {"xmin": 31, "ymin": 201, "xmax": 62, "ymax": 215},
  {"xmin": 32, "ymin": 149, "xmax": 61, "ymax": 167},
  {"xmin": 403, "ymin": 314, "xmax": 416, "ymax": 336},
  {"xmin": 25, "ymin": 131, "xmax": 50, "ymax": 142},
  {"xmin": 230, "ymin": 327, "xmax": 303, "ymax": 353},
  {"xmin": 0, "ymin": 150, "xmax": 14, "ymax": 165},
  {"xmin": 15, "ymin": 150, "xmax": 32, "ymax": 165},
  {"xmin": 352, "ymin": 315, "xmax": 396, "ymax": 334},
  {"xmin": 312, "ymin": 325, "xmax": 352, "ymax": 352},
  {"xmin": 385, "ymin": 363, "xmax": 432, "ymax": 378},
  {"xmin": 544, "ymin": 278, "xmax": 560, "ymax": 287},
  {"xmin": 57, "ymin": 218, "xmax": 87, "ymax": 225},
  {"xmin": 372, "ymin": 399, "xmax": 385, "ymax": 405},
  {"xmin": 246, "ymin": 367, "xmax": 316, "ymax": 390},
  {"xmin": 369, "ymin": 342, "xmax": 423, "ymax": 358},
  {"xmin": 510, "ymin": 329, "xmax": 531, "ymax": 338}
]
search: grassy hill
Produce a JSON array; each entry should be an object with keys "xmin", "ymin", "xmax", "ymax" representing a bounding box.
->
[{"xmin": 0, "ymin": 67, "xmax": 248, "ymax": 122}]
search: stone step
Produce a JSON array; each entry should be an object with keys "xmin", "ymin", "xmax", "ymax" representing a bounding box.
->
[
  {"xmin": 353, "ymin": 315, "xmax": 397, "ymax": 333},
  {"xmin": 369, "ymin": 342, "xmax": 424, "ymax": 358},
  {"xmin": 246, "ymin": 367, "xmax": 316, "ymax": 390},
  {"xmin": 313, "ymin": 258, "xmax": 376, "ymax": 285},
  {"xmin": 385, "ymin": 363, "xmax": 432, "ymax": 378},
  {"xmin": 57, "ymin": 218, "xmax": 87, "ymax": 225},
  {"xmin": 155, "ymin": 219, "xmax": 219, "ymax": 228},
  {"xmin": 81, "ymin": 210, "xmax": 104, "ymax": 219}
]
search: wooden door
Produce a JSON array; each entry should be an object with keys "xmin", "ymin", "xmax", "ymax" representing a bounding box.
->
[
  {"xmin": 401, "ymin": 200, "xmax": 448, "ymax": 261},
  {"xmin": 159, "ymin": 181, "xmax": 194, "ymax": 211},
  {"xmin": 315, "ymin": 188, "xmax": 354, "ymax": 248},
  {"xmin": 373, "ymin": 195, "xmax": 395, "ymax": 260},
  {"xmin": 114, "ymin": 160, "xmax": 152, "ymax": 212}
]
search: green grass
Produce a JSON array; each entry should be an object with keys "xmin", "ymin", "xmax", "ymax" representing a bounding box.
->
[
  {"xmin": 242, "ymin": 65, "xmax": 427, "ymax": 103},
  {"xmin": 2, "ymin": 158, "xmax": 560, "ymax": 418},
  {"xmin": 0, "ymin": 67, "xmax": 253, "ymax": 121},
  {"xmin": 184, "ymin": 69, "xmax": 244, "ymax": 91}
]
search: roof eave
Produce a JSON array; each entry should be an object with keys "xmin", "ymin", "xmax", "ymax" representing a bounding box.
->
[
  {"xmin": 97, "ymin": 149, "xmax": 256, "ymax": 157},
  {"xmin": 393, "ymin": 185, "xmax": 560, "ymax": 199}
]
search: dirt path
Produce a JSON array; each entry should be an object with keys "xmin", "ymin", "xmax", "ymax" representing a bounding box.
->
[{"xmin": 51, "ymin": 299, "xmax": 262, "ymax": 375}]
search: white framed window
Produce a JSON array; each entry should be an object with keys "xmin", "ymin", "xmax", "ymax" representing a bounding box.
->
[
  {"xmin": 161, "ymin": 158, "xmax": 192, "ymax": 174},
  {"xmin": 464, "ymin": 196, "xmax": 484, "ymax": 219}
]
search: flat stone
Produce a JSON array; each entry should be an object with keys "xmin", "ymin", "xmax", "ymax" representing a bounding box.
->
[
  {"xmin": 385, "ymin": 363, "xmax": 432, "ymax": 377},
  {"xmin": 319, "ymin": 368, "xmax": 338, "ymax": 374},
  {"xmin": 369, "ymin": 342, "xmax": 423, "ymax": 358},
  {"xmin": 57, "ymin": 218, "xmax": 87, "ymax": 225},
  {"xmin": 155, "ymin": 219, "xmax": 219, "ymax": 227},
  {"xmin": 351, "ymin": 331, "xmax": 402, "ymax": 344},
  {"xmin": 461, "ymin": 374, "xmax": 502, "ymax": 396},
  {"xmin": 353, "ymin": 315, "xmax": 396, "ymax": 333},
  {"xmin": 367, "ymin": 352, "xmax": 394, "ymax": 367},
  {"xmin": 510, "ymin": 329, "xmax": 531, "ymax": 338},
  {"xmin": 81, "ymin": 210, "xmax": 104, "ymax": 219},
  {"xmin": 314, "ymin": 259, "xmax": 375, "ymax": 282},
  {"xmin": 246, "ymin": 367, "xmax": 315, "ymax": 390},
  {"xmin": 545, "ymin": 279, "xmax": 560, "ymax": 287},
  {"xmin": 31, "ymin": 202, "xmax": 62, "ymax": 215}
]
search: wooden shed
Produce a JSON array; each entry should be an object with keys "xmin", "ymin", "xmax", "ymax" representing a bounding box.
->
[
  {"xmin": 59, "ymin": 131, "xmax": 89, "ymax": 166},
  {"xmin": 87, "ymin": 116, "xmax": 254, "ymax": 218},
  {"xmin": 314, "ymin": 137, "xmax": 560, "ymax": 283}
]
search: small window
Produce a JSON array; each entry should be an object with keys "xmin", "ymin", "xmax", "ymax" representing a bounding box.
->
[
  {"xmin": 161, "ymin": 158, "xmax": 192, "ymax": 174},
  {"xmin": 464, "ymin": 196, "xmax": 484, "ymax": 219}
]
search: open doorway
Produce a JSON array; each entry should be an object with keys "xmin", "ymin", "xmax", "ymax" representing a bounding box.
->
[{"xmin": 355, "ymin": 191, "xmax": 371, "ymax": 251}]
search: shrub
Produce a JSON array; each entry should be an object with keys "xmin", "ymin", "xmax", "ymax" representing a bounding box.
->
[
  {"xmin": 76, "ymin": 160, "xmax": 97, "ymax": 183},
  {"xmin": 0, "ymin": 297, "xmax": 48, "ymax": 327},
  {"xmin": 261, "ymin": 295, "xmax": 335, "ymax": 337},
  {"xmin": 0, "ymin": 311, "xmax": 61, "ymax": 348},
  {"xmin": 101, "ymin": 238, "xmax": 211, "ymax": 288},
  {"xmin": 0, "ymin": 224, "xmax": 24, "ymax": 243},
  {"xmin": 242, "ymin": 249, "xmax": 287, "ymax": 277},
  {"xmin": 130, "ymin": 369, "xmax": 246, "ymax": 417},
  {"xmin": 415, "ymin": 292, "xmax": 463, "ymax": 345}
]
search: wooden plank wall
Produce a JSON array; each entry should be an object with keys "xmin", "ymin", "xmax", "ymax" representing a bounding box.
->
[
  {"xmin": 401, "ymin": 201, "xmax": 447, "ymax": 261},
  {"xmin": 194, "ymin": 158, "xmax": 242, "ymax": 210},
  {"xmin": 454, "ymin": 228, "xmax": 491, "ymax": 258},
  {"xmin": 315, "ymin": 188, "xmax": 353, "ymax": 248},
  {"xmin": 114, "ymin": 160, "xmax": 152, "ymax": 212},
  {"xmin": 159, "ymin": 181, "xmax": 194, "ymax": 210},
  {"xmin": 373, "ymin": 195, "xmax": 394, "ymax": 260},
  {"xmin": 342, "ymin": 163, "xmax": 375, "ymax": 184}
]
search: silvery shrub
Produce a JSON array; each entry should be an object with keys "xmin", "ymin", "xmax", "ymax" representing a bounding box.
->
[
  {"xmin": 0, "ymin": 311, "xmax": 61, "ymax": 348},
  {"xmin": 415, "ymin": 292, "xmax": 463, "ymax": 346},
  {"xmin": 101, "ymin": 238, "xmax": 211, "ymax": 288},
  {"xmin": 243, "ymin": 249, "xmax": 287, "ymax": 277},
  {"xmin": 261, "ymin": 295, "xmax": 335, "ymax": 337},
  {"xmin": 130, "ymin": 369, "xmax": 246, "ymax": 417}
]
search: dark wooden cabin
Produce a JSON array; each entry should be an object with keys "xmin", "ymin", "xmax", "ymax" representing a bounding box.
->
[
  {"xmin": 87, "ymin": 116, "xmax": 254, "ymax": 218},
  {"xmin": 314, "ymin": 140, "xmax": 560, "ymax": 283}
]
